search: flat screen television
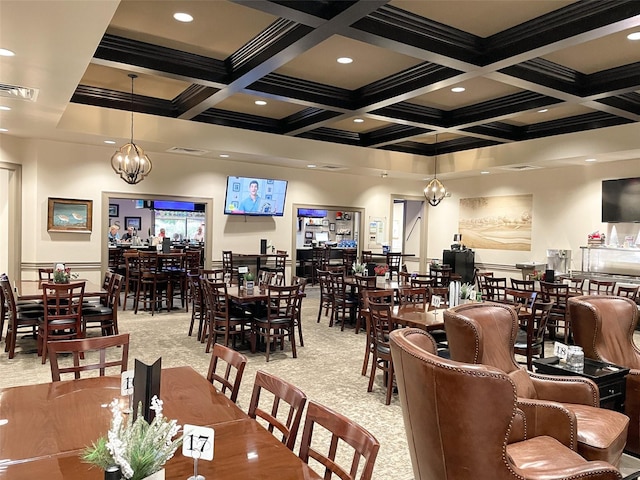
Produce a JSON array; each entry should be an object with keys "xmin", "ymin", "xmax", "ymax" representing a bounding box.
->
[
  {"xmin": 315, "ymin": 231, "xmax": 329, "ymax": 243},
  {"xmin": 298, "ymin": 208, "xmax": 327, "ymax": 218},
  {"xmin": 602, "ymin": 177, "xmax": 640, "ymax": 222},
  {"xmin": 224, "ymin": 176, "xmax": 287, "ymax": 216}
]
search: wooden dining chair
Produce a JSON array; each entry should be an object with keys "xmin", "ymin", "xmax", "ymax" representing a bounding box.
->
[
  {"xmin": 0, "ymin": 274, "xmax": 42, "ymax": 359},
  {"xmin": 539, "ymin": 281, "xmax": 571, "ymax": 343},
  {"xmin": 510, "ymin": 278, "xmax": 535, "ymax": 291},
  {"xmin": 206, "ymin": 343, "xmax": 248, "ymax": 403},
  {"xmin": 252, "ymin": 284, "xmax": 298, "ymax": 362},
  {"xmin": 82, "ymin": 273, "xmax": 124, "ymax": 336},
  {"xmin": 367, "ymin": 303, "xmax": 395, "ymax": 405},
  {"xmin": 514, "ymin": 301, "xmax": 553, "ymax": 370},
  {"xmin": 201, "ymin": 278, "xmax": 249, "ymax": 352},
  {"xmin": 559, "ymin": 276, "xmax": 585, "ymax": 295},
  {"xmin": 47, "ymin": 333, "xmax": 130, "ymax": 381},
  {"xmin": 616, "ymin": 284, "xmax": 640, "ymax": 302},
  {"xmin": 386, "ymin": 253, "xmax": 402, "ymax": 280},
  {"xmin": 299, "ymin": 401, "xmax": 380, "ymax": 480},
  {"xmin": 588, "ymin": 279, "xmax": 617, "ymax": 296},
  {"xmin": 316, "ymin": 269, "xmax": 334, "ymax": 326},
  {"xmin": 330, "ymin": 271, "xmax": 358, "ymax": 331},
  {"xmin": 484, "ymin": 277, "xmax": 507, "ymax": 302},
  {"xmin": 248, "ymin": 370, "xmax": 307, "ymax": 450},
  {"xmin": 398, "ymin": 286, "xmax": 429, "ymax": 309},
  {"xmin": 361, "ymin": 289, "xmax": 394, "ymax": 377},
  {"xmin": 121, "ymin": 250, "xmax": 140, "ymax": 311},
  {"xmin": 354, "ymin": 274, "xmax": 377, "ymax": 334},
  {"xmin": 38, "ymin": 281, "xmax": 85, "ymax": 364},
  {"xmin": 291, "ymin": 276, "xmax": 307, "ymax": 347}
]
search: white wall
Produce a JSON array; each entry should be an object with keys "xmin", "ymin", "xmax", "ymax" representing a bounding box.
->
[{"xmin": 3, "ymin": 136, "xmax": 640, "ymax": 282}]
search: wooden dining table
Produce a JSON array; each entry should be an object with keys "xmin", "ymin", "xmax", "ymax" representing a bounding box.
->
[
  {"xmin": 0, "ymin": 366, "xmax": 321, "ymax": 480},
  {"xmin": 391, "ymin": 304, "xmax": 448, "ymax": 332}
]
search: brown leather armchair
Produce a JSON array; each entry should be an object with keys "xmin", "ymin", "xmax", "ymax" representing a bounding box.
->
[
  {"xmin": 444, "ymin": 302, "xmax": 629, "ymax": 466},
  {"xmin": 389, "ymin": 328, "xmax": 622, "ymax": 480},
  {"xmin": 569, "ymin": 295, "xmax": 640, "ymax": 455}
]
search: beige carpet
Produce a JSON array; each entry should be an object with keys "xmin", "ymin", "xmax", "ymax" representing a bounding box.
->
[{"xmin": 1, "ymin": 288, "xmax": 639, "ymax": 479}]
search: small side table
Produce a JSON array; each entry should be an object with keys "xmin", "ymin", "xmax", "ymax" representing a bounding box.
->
[{"xmin": 533, "ymin": 356, "xmax": 629, "ymax": 412}]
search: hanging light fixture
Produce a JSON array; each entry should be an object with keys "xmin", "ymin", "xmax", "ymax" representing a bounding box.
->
[
  {"xmin": 424, "ymin": 134, "xmax": 447, "ymax": 206},
  {"xmin": 111, "ymin": 74, "xmax": 152, "ymax": 185}
]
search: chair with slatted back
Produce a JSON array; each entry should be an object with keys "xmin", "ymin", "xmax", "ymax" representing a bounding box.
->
[
  {"xmin": 540, "ymin": 281, "xmax": 571, "ymax": 343},
  {"xmin": 48, "ymin": 333, "xmax": 129, "ymax": 381},
  {"xmin": 248, "ymin": 370, "xmax": 307, "ymax": 450},
  {"xmin": 514, "ymin": 301, "xmax": 553, "ymax": 370},
  {"xmin": 135, "ymin": 251, "xmax": 168, "ymax": 315},
  {"xmin": 475, "ymin": 271, "xmax": 494, "ymax": 300},
  {"xmin": 361, "ymin": 250, "xmax": 373, "ymax": 265},
  {"xmin": 386, "ymin": 253, "xmax": 402, "ymax": 280},
  {"xmin": 588, "ymin": 279, "xmax": 617, "ymax": 296},
  {"xmin": 398, "ymin": 287, "xmax": 429, "ymax": 309},
  {"xmin": 121, "ymin": 250, "xmax": 140, "ymax": 311},
  {"xmin": 252, "ymin": 284, "xmax": 299, "ymax": 362},
  {"xmin": 428, "ymin": 286, "xmax": 450, "ymax": 309},
  {"xmin": 559, "ymin": 276, "xmax": 585, "ymax": 295},
  {"xmin": 354, "ymin": 274, "xmax": 377, "ymax": 334},
  {"xmin": 206, "ymin": 343, "xmax": 248, "ymax": 403},
  {"xmin": 316, "ymin": 270, "xmax": 334, "ymax": 326},
  {"xmin": 299, "ymin": 401, "xmax": 380, "ymax": 480},
  {"xmin": 330, "ymin": 271, "xmax": 358, "ymax": 331},
  {"xmin": 201, "ymin": 278, "xmax": 249, "ymax": 352},
  {"xmin": 367, "ymin": 303, "xmax": 395, "ymax": 405},
  {"xmin": 160, "ymin": 252, "xmax": 186, "ymax": 310},
  {"xmin": 222, "ymin": 250, "xmax": 238, "ymax": 279},
  {"xmin": 291, "ymin": 276, "xmax": 307, "ymax": 347},
  {"xmin": 263, "ymin": 251, "xmax": 287, "ymax": 277},
  {"xmin": 38, "ymin": 281, "xmax": 85, "ymax": 364},
  {"xmin": 38, "ymin": 268, "xmax": 54, "ymax": 281},
  {"xmin": 616, "ymin": 284, "xmax": 640, "ymax": 302},
  {"xmin": 510, "ymin": 278, "xmax": 535, "ymax": 291},
  {"xmin": 311, "ymin": 247, "xmax": 329, "ymax": 285},
  {"xmin": 342, "ymin": 249, "xmax": 357, "ymax": 274},
  {"xmin": 484, "ymin": 277, "xmax": 507, "ymax": 302},
  {"xmin": 83, "ymin": 273, "xmax": 124, "ymax": 336},
  {"xmin": 0, "ymin": 274, "xmax": 42, "ymax": 359},
  {"xmin": 361, "ymin": 290, "xmax": 394, "ymax": 377},
  {"xmin": 187, "ymin": 273, "xmax": 206, "ymax": 340}
]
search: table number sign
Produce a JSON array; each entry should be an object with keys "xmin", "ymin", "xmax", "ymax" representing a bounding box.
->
[
  {"xmin": 183, "ymin": 424, "xmax": 214, "ymax": 480},
  {"xmin": 553, "ymin": 341, "xmax": 569, "ymax": 362},
  {"xmin": 121, "ymin": 370, "xmax": 135, "ymax": 413},
  {"xmin": 431, "ymin": 295, "xmax": 442, "ymax": 308}
]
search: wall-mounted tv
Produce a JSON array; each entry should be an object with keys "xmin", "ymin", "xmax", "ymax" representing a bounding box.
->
[
  {"xmin": 224, "ymin": 176, "xmax": 288, "ymax": 216},
  {"xmin": 602, "ymin": 177, "xmax": 640, "ymax": 223},
  {"xmin": 297, "ymin": 208, "xmax": 327, "ymax": 218}
]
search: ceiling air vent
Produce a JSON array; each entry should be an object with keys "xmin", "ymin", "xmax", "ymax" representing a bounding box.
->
[
  {"xmin": 166, "ymin": 147, "xmax": 210, "ymax": 156},
  {"xmin": 317, "ymin": 164, "xmax": 347, "ymax": 171},
  {"xmin": 498, "ymin": 164, "xmax": 541, "ymax": 171},
  {"xmin": 0, "ymin": 83, "xmax": 39, "ymax": 102}
]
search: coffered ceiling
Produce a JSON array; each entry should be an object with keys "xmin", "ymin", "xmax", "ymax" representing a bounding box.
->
[{"xmin": 3, "ymin": 0, "xmax": 640, "ymax": 179}]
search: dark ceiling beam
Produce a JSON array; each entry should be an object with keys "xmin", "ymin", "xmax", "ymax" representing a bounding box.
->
[{"xmin": 178, "ymin": 0, "xmax": 389, "ymax": 119}]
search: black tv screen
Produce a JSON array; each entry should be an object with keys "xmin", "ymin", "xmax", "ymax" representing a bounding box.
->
[
  {"xmin": 224, "ymin": 176, "xmax": 287, "ymax": 216},
  {"xmin": 602, "ymin": 177, "xmax": 640, "ymax": 222}
]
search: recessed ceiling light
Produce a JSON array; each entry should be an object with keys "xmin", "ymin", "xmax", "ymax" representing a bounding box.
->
[
  {"xmin": 337, "ymin": 57, "xmax": 353, "ymax": 64},
  {"xmin": 254, "ymin": 100, "xmax": 267, "ymax": 106},
  {"xmin": 0, "ymin": 128, "xmax": 7, "ymax": 132},
  {"xmin": 451, "ymin": 87, "xmax": 465, "ymax": 93},
  {"xmin": 0, "ymin": 48, "xmax": 15, "ymax": 57},
  {"xmin": 0, "ymin": 106, "xmax": 11, "ymax": 111},
  {"xmin": 627, "ymin": 32, "xmax": 640, "ymax": 40},
  {"xmin": 104, "ymin": 140, "xmax": 116, "ymax": 145},
  {"xmin": 585, "ymin": 158, "xmax": 597, "ymax": 162},
  {"xmin": 353, "ymin": 118, "xmax": 364, "ymax": 123},
  {"xmin": 307, "ymin": 164, "xmax": 316, "ymax": 168},
  {"xmin": 219, "ymin": 154, "xmax": 229, "ymax": 158},
  {"xmin": 538, "ymin": 108, "xmax": 548, "ymax": 113},
  {"xmin": 480, "ymin": 171, "xmax": 490, "ymax": 174},
  {"xmin": 173, "ymin": 12, "xmax": 193, "ymax": 22}
]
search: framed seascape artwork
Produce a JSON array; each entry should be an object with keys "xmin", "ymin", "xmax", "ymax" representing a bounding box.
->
[
  {"xmin": 47, "ymin": 197, "xmax": 93, "ymax": 233},
  {"xmin": 109, "ymin": 204, "xmax": 119, "ymax": 217},
  {"xmin": 125, "ymin": 216, "xmax": 142, "ymax": 230}
]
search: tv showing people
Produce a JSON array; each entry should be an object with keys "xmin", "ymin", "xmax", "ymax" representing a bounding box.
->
[{"xmin": 224, "ymin": 176, "xmax": 288, "ymax": 216}]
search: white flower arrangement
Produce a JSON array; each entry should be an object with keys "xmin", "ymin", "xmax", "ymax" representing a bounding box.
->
[
  {"xmin": 459, "ymin": 282, "xmax": 475, "ymax": 300},
  {"xmin": 352, "ymin": 261, "xmax": 367, "ymax": 274},
  {"xmin": 82, "ymin": 396, "xmax": 183, "ymax": 480}
]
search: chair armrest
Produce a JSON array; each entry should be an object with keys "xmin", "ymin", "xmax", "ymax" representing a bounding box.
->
[
  {"xmin": 514, "ymin": 398, "xmax": 577, "ymax": 450},
  {"xmin": 529, "ymin": 372, "xmax": 599, "ymax": 407}
]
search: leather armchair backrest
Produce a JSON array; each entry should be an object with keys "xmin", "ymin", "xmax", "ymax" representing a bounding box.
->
[
  {"xmin": 445, "ymin": 303, "xmax": 521, "ymax": 374},
  {"xmin": 569, "ymin": 295, "xmax": 640, "ymax": 369},
  {"xmin": 390, "ymin": 328, "xmax": 520, "ymax": 480}
]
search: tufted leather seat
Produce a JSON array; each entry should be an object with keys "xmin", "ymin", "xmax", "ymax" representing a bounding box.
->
[
  {"xmin": 569, "ymin": 295, "xmax": 640, "ymax": 456},
  {"xmin": 445, "ymin": 302, "xmax": 629, "ymax": 466},
  {"xmin": 389, "ymin": 327, "xmax": 622, "ymax": 480}
]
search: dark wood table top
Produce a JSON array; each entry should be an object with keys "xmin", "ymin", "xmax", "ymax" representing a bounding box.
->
[
  {"xmin": 18, "ymin": 280, "xmax": 106, "ymax": 301},
  {"xmin": 0, "ymin": 366, "xmax": 321, "ymax": 479},
  {"xmin": 391, "ymin": 305, "xmax": 447, "ymax": 331}
]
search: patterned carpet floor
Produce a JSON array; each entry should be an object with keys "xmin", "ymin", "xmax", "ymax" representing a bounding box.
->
[{"xmin": 1, "ymin": 287, "xmax": 639, "ymax": 478}]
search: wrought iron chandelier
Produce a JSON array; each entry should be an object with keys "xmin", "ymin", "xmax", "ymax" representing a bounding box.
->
[
  {"xmin": 111, "ymin": 74, "xmax": 152, "ymax": 185},
  {"xmin": 424, "ymin": 134, "xmax": 447, "ymax": 206}
]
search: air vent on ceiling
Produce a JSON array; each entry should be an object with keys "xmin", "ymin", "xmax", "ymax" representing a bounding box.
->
[
  {"xmin": 498, "ymin": 164, "xmax": 542, "ymax": 171},
  {"xmin": 0, "ymin": 83, "xmax": 39, "ymax": 102},
  {"xmin": 317, "ymin": 164, "xmax": 347, "ymax": 171},
  {"xmin": 166, "ymin": 147, "xmax": 210, "ymax": 156}
]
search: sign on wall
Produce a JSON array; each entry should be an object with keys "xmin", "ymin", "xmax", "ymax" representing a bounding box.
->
[
  {"xmin": 368, "ymin": 216, "xmax": 386, "ymax": 248},
  {"xmin": 458, "ymin": 194, "xmax": 532, "ymax": 251}
]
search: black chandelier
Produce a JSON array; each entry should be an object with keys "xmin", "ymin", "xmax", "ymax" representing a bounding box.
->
[{"xmin": 111, "ymin": 74, "xmax": 152, "ymax": 185}]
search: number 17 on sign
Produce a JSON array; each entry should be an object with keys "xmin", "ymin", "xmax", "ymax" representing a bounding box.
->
[{"xmin": 183, "ymin": 424, "xmax": 215, "ymax": 480}]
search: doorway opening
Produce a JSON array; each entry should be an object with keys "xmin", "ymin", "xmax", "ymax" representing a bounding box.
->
[{"xmin": 390, "ymin": 196, "xmax": 426, "ymax": 273}]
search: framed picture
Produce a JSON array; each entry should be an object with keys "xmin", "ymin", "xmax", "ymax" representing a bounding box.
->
[
  {"xmin": 322, "ymin": 219, "xmax": 329, "ymax": 227},
  {"xmin": 108, "ymin": 204, "xmax": 119, "ymax": 217},
  {"xmin": 329, "ymin": 223, "xmax": 336, "ymax": 231},
  {"xmin": 125, "ymin": 216, "xmax": 142, "ymax": 230},
  {"xmin": 47, "ymin": 197, "xmax": 93, "ymax": 233}
]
